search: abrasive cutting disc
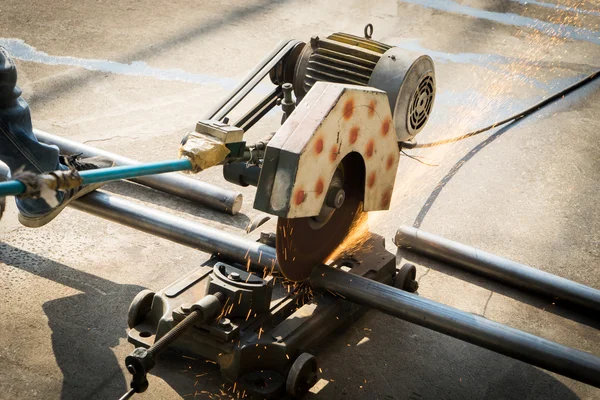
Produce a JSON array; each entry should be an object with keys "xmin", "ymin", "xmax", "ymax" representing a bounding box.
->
[{"xmin": 276, "ymin": 157, "xmax": 365, "ymax": 282}]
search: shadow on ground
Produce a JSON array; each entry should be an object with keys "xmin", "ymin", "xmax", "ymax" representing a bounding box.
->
[
  {"xmin": 309, "ymin": 312, "xmax": 581, "ymax": 400},
  {"xmin": 0, "ymin": 245, "xmax": 585, "ymax": 400},
  {"xmin": 0, "ymin": 244, "xmax": 144, "ymax": 399}
]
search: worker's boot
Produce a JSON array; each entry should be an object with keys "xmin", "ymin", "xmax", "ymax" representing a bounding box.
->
[
  {"xmin": 0, "ymin": 46, "xmax": 114, "ymax": 228},
  {"xmin": 18, "ymin": 154, "xmax": 114, "ymax": 228}
]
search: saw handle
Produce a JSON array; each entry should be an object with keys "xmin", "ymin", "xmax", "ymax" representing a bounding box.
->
[
  {"xmin": 122, "ymin": 292, "xmax": 225, "ymax": 397},
  {"xmin": 0, "ymin": 159, "xmax": 194, "ymax": 199}
]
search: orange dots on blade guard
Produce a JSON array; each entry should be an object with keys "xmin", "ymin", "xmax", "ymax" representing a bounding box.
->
[{"xmin": 349, "ymin": 126, "xmax": 359, "ymax": 144}]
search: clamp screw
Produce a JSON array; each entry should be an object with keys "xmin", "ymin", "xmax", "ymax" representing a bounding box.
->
[
  {"xmin": 218, "ymin": 318, "xmax": 232, "ymax": 329},
  {"xmin": 229, "ymin": 272, "xmax": 241, "ymax": 281},
  {"xmin": 180, "ymin": 303, "xmax": 192, "ymax": 313}
]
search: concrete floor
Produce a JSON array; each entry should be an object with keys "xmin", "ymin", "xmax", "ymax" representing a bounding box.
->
[{"xmin": 1, "ymin": 0, "xmax": 599, "ymax": 399}]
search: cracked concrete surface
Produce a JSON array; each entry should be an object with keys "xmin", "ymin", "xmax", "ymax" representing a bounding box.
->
[{"xmin": 0, "ymin": 0, "xmax": 599, "ymax": 399}]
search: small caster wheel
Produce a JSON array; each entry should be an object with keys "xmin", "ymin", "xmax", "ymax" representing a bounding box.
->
[
  {"xmin": 245, "ymin": 214, "xmax": 271, "ymax": 233},
  {"xmin": 395, "ymin": 263, "xmax": 419, "ymax": 293},
  {"xmin": 127, "ymin": 289, "xmax": 155, "ymax": 329},
  {"xmin": 286, "ymin": 353, "xmax": 318, "ymax": 398}
]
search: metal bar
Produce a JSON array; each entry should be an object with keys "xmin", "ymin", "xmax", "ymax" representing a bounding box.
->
[
  {"xmin": 310, "ymin": 265, "xmax": 600, "ymax": 388},
  {"xmin": 71, "ymin": 191, "xmax": 276, "ymax": 268},
  {"xmin": 395, "ymin": 226, "xmax": 600, "ymax": 314},
  {"xmin": 203, "ymin": 40, "xmax": 296, "ymax": 121},
  {"xmin": 0, "ymin": 159, "xmax": 194, "ymax": 197},
  {"xmin": 0, "ymin": 180, "xmax": 25, "ymax": 197},
  {"xmin": 34, "ymin": 129, "xmax": 243, "ymax": 215},
  {"xmin": 118, "ymin": 389, "xmax": 135, "ymax": 400},
  {"xmin": 81, "ymin": 159, "xmax": 192, "ymax": 185},
  {"xmin": 234, "ymin": 86, "xmax": 282, "ymax": 132}
]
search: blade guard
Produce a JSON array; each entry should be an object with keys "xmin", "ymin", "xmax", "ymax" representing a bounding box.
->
[{"xmin": 254, "ymin": 82, "xmax": 400, "ymax": 218}]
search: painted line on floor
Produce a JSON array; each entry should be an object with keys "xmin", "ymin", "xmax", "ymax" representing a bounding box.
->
[
  {"xmin": 400, "ymin": 0, "xmax": 600, "ymax": 45},
  {"xmin": 0, "ymin": 38, "xmax": 238, "ymax": 88}
]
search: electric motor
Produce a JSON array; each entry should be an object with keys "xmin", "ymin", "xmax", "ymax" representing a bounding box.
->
[{"xmin": 292, "ymin": 31, "xmax": 435, "ymax": 142}]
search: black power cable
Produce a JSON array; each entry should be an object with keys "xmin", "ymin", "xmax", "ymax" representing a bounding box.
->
[{"xmin": 413, "ymin": 69, "xmax": 600, "ymax": 149}]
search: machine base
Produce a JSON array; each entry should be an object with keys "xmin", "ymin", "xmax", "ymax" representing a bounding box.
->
[{"xmin": 127, "ymin": 232, "xmax": 398, "ymax": 398}]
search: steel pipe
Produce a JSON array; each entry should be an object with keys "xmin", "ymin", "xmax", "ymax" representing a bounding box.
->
[
  {"xmin": 310, "ymin": 265, "xmax": 600, "ymax": 388},
  {"xmin": 34, "ymin": 129, "xmax": 243, "ymax": 215},
  {"xmin": 395, "ymin": 226, "xmax": 600, "ymax": 314},
  {"xmin": 71, "ymin": 191, "xmax": 276, "ymax": 268}
]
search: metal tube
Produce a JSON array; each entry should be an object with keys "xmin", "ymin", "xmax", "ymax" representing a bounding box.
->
[
  {"xmin": 71, "ymin": 191, "xmax": 277, "ymax": 268},
  {"xmin": 0, "ymin": 180, "xmax": 25, "ymax": 197},
  {"xmin": 395, "ymin": 226, "xmax": 600, "ymax": 314},
  {"xmin": 81, "ymin": 159, "xmax": 192, "ymax": 185},
  {"xmin": 34, "ymin": 129, "xmax": 243, "ymax": 215},
  {"xmin": 0, "ymin": 159, "xmax": 194, "ymax": 197},
  {"xmin": 310, "ymin": 265, "xmax": 600, "ymax": 388}
]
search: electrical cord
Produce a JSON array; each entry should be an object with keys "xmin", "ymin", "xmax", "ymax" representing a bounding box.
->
[{"xmin": 413, "ymin": 69, "xmax": 600, "ymax": 149}]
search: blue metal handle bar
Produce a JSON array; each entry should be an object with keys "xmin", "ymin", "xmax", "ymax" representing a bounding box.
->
[
  {"xmin": 0, "ymin": 180, "xmax": 26, "ymax": 197},
  {"xmin": 81, "ymin": 158, "xmax": 192, "ymax": 185},
  {"xmin": 0, "ymin": 158, "xmax": 193, "ymax": 197}
]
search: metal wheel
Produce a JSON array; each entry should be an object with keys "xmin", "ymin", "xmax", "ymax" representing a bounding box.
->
[
  {"xmin": 127, "ymin": 289, "xmax": 155, "ymax": 329},
  {"xmin": 286, "ymin": 353, "xmax": 318, "ymax": 398},
  {"xmin": 395, "ymin": 263, "xmax": 418, "ymax": 292}
]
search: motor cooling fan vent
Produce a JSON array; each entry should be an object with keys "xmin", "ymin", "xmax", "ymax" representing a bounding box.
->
[{"xmin": 407, "ymin": 72, "xmax": 435, "ymax": 135}]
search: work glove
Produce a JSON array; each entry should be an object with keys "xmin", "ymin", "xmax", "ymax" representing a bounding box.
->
[{"xmin": 179, "ymin": 131, "xmax": 230, "ymax": 173}]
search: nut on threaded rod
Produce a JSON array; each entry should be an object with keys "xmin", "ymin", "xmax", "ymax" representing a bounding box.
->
[
  {"xmin": 282, "ymin": 83, "xmax": 293, "ymax": 104},
  {"xmin": 150, "ymin": 291, "xmax": 225, "ymax": 356},
  {"xmin": 124, "ymin": 292, "xmax": 225, "ymax": 395},
  {"xmin": 281, "ymin": 83, "xmax": 295, "ymax": 123}
]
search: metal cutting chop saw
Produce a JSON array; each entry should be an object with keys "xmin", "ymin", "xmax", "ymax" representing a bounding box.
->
[
  {"xmin": 0, "ymin": 21, "xmax": 596, "ymax": 400},
  {"xmin": 120, "ymin": 26, "xmax": 600, "ymax": 400},
  {"xmin": 123, "ymin": 27, "xmax": 436, "ymax": 398}
]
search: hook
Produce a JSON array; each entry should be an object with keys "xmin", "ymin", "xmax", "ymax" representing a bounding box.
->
[{"xmin": 364, "ymin": 23, "xmax": 374, "ymax": 39}]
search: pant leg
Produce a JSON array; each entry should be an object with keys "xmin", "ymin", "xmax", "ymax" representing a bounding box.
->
[
  {"xmin": 0, "ymin": 160, "xmax": 8, "ymax": 217},
  {"xmin": 0, "ymin": 97, "xmax": 65, "ymax": 215}
]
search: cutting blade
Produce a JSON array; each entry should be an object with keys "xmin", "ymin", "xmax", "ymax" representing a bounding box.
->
[{"xmin": 276, "ymin": 157, "xmax": 365, "ymax": 281}]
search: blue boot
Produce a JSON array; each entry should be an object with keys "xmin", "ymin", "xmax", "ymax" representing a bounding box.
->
[{"xmin": 0, "ymin": 47, "xmax": 113, "ymax": 227}]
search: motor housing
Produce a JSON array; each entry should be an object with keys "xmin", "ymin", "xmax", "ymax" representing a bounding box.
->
[{"xmin": 293, "ymin": 32, "xmax": 435, "ymax": 142}]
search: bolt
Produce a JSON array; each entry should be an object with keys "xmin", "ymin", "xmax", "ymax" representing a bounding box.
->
[
  {"xmin": 218, "ymin": 318, "xmax": 232, "ymax": 329},
  {"xmin": 310, "ymin": 36, "xmax": 320, "ymax": 49},
  {"xmin": 229, "ymin": 272, "xmax": 241, "ymax": 281},
  {"xmin": 282, "ymin": 83, "xmax": 294, "ymax": 104},
  {"xmin": 127, "ymin": 364, "xmax": 137, "ymax": 375},
  {"xmin": 326, "ymin": 187, "xmax": 345, "ymax": 209}
]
